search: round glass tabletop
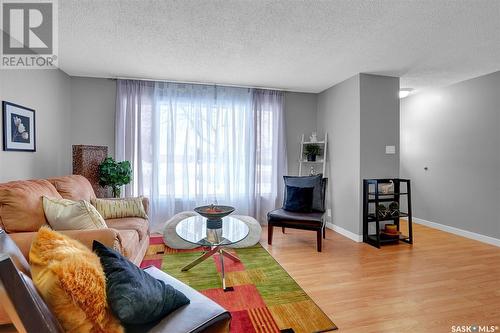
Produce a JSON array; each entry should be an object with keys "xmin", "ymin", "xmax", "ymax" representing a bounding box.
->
[{"xmin": 176, "ymin": 215, "xmax": 249, "ymax": 247}]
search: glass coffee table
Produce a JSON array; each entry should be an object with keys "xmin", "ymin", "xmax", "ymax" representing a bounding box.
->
[{"xmin": 175, "ymin": 215, "xmax": 249, "ymax": 290}]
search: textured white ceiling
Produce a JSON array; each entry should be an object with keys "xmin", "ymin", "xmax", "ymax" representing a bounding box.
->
[{"xmin": 59, "ymin": 0, "xmax": 500, "ymax": 93}]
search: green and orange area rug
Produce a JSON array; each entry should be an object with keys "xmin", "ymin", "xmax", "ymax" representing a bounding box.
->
[{"xmin": 141, "ymin": 235, "xmax": 337, "ymax": 333}]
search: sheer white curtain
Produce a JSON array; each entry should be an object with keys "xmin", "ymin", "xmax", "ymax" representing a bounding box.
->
[
  {"xmin": 116, "ymin": 80, "xmax": 286, "ymax": 230},
  {"xmin": 251, "ymin": 89, "xmax": 287, "ymax": 220}
]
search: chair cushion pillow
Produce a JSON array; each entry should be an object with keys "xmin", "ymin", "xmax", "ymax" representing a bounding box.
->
[
  {"xmin": 91, "ymin": 197, "xmax": 148, "ymax": 219},
  {"xmin": 283, "ymin": 175, "xmax": 327, "ymax": 212},
  {"xmin": 283, "ymin": 186, "xmax": 314, "ymax": 212},
  {"xmin": 93, "ymin": 241, "xmax": 190, "ymax": 325},
  {"xmin": 43, "ymin": 196, "xmax": 107, "ymax": 230},
  {"xmin": 268, "ymin": 208, "xmax": 324, "ymax": 223},
  {"xmin": 29, "ymin": 227, "xmax": 123, "ymax": 333}
]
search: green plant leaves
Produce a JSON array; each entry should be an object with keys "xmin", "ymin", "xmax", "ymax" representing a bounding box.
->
[
  {"xmin": 304, "ymin": 144, "xmax": 321, "ymax": 156},
  {"xmin": 98, "ymin": 157, "xmax": 132, "ymax": 190}
]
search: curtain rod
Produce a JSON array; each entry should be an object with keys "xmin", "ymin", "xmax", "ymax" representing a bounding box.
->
[{"xmin": 107, "ymin": 76, "xmax": 287, "ymax": 92}]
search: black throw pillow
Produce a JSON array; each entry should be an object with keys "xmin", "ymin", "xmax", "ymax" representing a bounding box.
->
[
  {"xmin": 283, "ymin": 185, "xmax": 314, "ymax": 212},
  {"xmin": 92, "ymin": 241, "xmax": 190, "ymax": 325},
  {"xmin": 283, "ymin": 175, "xmax": 327, "ymax": 212}
]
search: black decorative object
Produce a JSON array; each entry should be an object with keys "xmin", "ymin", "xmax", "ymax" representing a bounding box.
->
[
  {"xmin": 194, "ymin": 205, "xmax": 235, "ymax": 222},
  {"xmin": 2, "ymin": 101, "xmax": 36, "ymax": 152},
  {"xmin": 92, "ymin": 241, "xmax": 190, "ymax": 325},
  {"xmin": 389, "ymin": 201, "xmax": 400, "ymax": 217},
  {"xmin": 362, "ymin": 178, "xmax": 413, "ymax": 248}
]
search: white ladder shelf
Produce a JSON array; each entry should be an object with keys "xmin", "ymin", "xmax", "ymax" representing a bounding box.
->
[{"xmin": 298, "ymin": 132, "xmax": 328, "ymax": 176}]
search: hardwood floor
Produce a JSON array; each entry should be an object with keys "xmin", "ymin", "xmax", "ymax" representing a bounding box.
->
[{"xmin": 260, "ymin": 223, "xmax": 500, "ymax": 333}]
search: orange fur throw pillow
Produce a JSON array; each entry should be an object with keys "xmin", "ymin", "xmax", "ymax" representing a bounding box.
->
[{"xmin": 29, "ymin": 227, "xmax": 123, "ymax": 333}]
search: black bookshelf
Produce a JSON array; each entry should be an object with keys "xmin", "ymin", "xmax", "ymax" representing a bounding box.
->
[{"xmin": 363, "ymin": 178, "xmax": 413, "ymax": 248}]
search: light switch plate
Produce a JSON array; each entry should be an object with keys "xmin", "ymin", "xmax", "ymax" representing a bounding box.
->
[{"xmin": 385, "ymin": 145, "xmax": 396, "ymax": 154}]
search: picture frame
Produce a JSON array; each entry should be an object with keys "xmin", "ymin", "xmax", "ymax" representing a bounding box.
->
[{"xmin": 2, "ymin": 101, "xmax": 36, "ymax": 152}]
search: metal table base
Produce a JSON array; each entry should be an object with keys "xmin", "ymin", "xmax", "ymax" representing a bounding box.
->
[{"xmin": 181, "ymin": 245, "xmax": 240, "ymax": 290}]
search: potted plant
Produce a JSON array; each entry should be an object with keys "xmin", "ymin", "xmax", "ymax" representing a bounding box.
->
[
  {"xmin": 389, "ymin": 201, "xmax": 400, "ymax": 217},
  {"xmin": 98, "ymin": 157, "xmax": 132, "ymax": 198},
  {"xmin": 304, "ymin": 143, "xmax": 321, "ymax": 161},
  {"xmin": 377, "ymin": 204, "xmax": 389, "ymax": 218}
]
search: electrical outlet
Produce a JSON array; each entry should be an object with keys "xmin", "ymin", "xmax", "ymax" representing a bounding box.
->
[{"xmin": 327, "ymin": 209, "xmax": 332, "ymax": 217}]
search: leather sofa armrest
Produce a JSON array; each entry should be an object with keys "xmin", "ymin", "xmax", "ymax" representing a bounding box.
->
[
  {"xmin": 59, "ymin": 228, "xmax": 123, "ymax": 254},
  {"xmin": 8, "ymin": 232, "xmax": 37, "ymax": 261},
  {"xmin": 9, "ymin": 228, "xmax": 123, "ymax": 260}
]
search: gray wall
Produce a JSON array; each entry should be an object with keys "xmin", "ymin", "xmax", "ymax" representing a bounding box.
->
[
  {"xmin": 317, "ymin": 74, "xmax": 361, "ymax": 235},
  {"xmin": 317, "ymin": 73, "xmax": 400, "ymax": 236},
  {"xmin": 284, "ymin": 92, "xmax": 317, "ymax": 174},
  {"xmin": 360, "ymin": 74, "xmax": 400, "ymax": 179},
  {"xmin": 70, "ymin": 77, "xmax": 117, "ymax": 156},
  {"xmin": 360, "ymin": 74, "xmax": 400, "ymax": 233},
  {"xmin": 0, "ymin": 69, "xmax": 72, "ymax": 182},
  {"xmin": 401, "ymin": 71, "xmax": 500, "ymax": 239}
]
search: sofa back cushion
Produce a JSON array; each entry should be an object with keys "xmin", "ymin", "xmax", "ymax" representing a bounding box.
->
[
  {"xmin": 0, "ymin": 179, "xmax": 62, "ymax": 232},
  {"xmin": 47, "ymin": 175, "xmax": 96, "ymax": 201}
]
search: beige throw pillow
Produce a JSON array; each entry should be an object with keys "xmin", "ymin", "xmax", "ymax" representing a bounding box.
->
[
  {"xmin": 91, "ymin": 197, "xmax": 148, "ymax": 220},
  {"xmin": 43, "ymin": 197, "xmax": 107, "ymax": 230}
]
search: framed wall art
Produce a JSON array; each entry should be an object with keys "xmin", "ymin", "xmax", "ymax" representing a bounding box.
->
[{"xmin": 2, "ymin": 101, "xmax": 36, "ymax": 152}]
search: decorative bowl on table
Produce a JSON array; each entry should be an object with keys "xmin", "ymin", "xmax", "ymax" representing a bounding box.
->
[{"xmin": 194, "ymin": 205, "xmax": 235, "ymax": 229}]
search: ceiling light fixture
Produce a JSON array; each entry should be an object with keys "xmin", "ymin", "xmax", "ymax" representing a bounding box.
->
[{"xmin": 399, "ymin": 88, "xmax": 414, "ymax": 99}]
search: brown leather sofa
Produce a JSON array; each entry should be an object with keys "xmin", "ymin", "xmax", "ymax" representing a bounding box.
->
[
  {"xmin": 0, "ymin": 175, "xmax": 149, "ymax": 265},
  {"xmin": 0, "ymin": 229, "xmax": 231, "ymax": 333},
  {"xmin": 0, "ymin": 175, "xmax": 231, "ymax": 332}
]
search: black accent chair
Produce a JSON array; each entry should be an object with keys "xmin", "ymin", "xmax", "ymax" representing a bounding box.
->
[{"xmin": 267, "ymin": 176, "xmax": 328, "ymax": 252}]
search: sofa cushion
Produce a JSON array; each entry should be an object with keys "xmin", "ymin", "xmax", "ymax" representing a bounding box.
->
[
  {"xmin": 29, "ymin": 227, "xmax": 123, "ymax": 333},
  {"xmin": 106, "ymin": 217, "xmax": 149, "ymax": 241},
  {"xmin": 0, "ymin": 179, "xmax": 62, "ymax": 232},
  {"xmin": 268, "ymin": 208, "xmax": 324, "ymax": 224},
  {"xmin": 93, "ymin": 241, "xmax": 190, "ymax": 325},
  {"xmin": 117, "ymin": 229, "xmax": 140, "ymax": 259},
  {"xmin": 91, "ymin": 197, "xmax": 148, "ymax": 220},
  {"xmin": 47, "ymin": 175, "xmax": 96, "ymax": 201},
  {"xmin": 43, "ymin": 197, "xmax": 107, "ymax": 231}
]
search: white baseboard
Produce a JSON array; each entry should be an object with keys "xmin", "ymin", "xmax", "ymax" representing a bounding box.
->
[
  {"xmin": 410, "ymin": 217, "xmax": 500, "ymax": 247},
  {"xmin": 326, "ymin": 222, "xmax": 363, "ymax": 242}
]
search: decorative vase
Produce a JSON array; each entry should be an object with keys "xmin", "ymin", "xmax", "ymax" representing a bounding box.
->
[{"xmin": 307, "ymin": 154, "xmax": 316, "ymax": 162}]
